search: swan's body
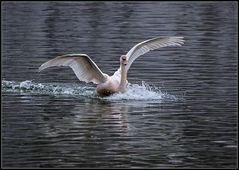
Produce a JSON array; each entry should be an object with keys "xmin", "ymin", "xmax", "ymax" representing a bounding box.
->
[{"xmin": 39, "ymin": 36, "xmax": 184, "ymax": 96}]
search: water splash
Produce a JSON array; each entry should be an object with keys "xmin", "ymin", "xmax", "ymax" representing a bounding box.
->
[
  {"xmin": 2, "ymin": 80, "xmax": 95, "ymax": 96},
  {"xmin": 105, "ymin": 82, "xmax": 161, "ymax": 101},
  {"xmin": 2, "ymin": 80, "xmax": 176, "ymax": 101}
]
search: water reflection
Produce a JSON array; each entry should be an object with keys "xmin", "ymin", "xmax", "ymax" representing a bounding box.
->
[
  {"xmin": 2, "ymin": 90, "xmax": 237, "ymax": 168},
  {"xmin": 41, "ymin": 99, "xmax": 130, "ymax": 138}
]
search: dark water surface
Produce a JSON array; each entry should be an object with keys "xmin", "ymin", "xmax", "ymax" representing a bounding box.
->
[{"xmin": 2, "ymin": 1, "xmax": 237, "ymax": 168}]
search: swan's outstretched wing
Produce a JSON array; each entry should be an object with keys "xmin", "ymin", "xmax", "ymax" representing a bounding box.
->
[
  {"xmin": 39, "ymin": 54, "xmax": 106, "ymax": 84},
  {"xmin": 125, "ymin": 36, "xmax": 184, "ymax": 71}
]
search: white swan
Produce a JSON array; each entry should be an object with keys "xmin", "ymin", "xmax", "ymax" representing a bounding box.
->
[{"xmin": 39, "ymin": 36, "xmax": 184, "ymax": 96}]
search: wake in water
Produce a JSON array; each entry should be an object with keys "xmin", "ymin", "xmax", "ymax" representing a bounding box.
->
[
  {"xmin": 2, "ymin": 80, "xmax": 95, "ymax": 96},
  {"xmin": 2, "ymin": 80, "xmax": 177, "ymax": 101}
]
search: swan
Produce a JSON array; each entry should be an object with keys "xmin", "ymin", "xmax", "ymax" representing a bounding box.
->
[{"xmin": 39, "ymin": 36, "xmax": 184, "ymax": 96}]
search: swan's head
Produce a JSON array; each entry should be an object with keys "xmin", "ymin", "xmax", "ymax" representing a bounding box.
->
[{"xmin": 120, "ymin": 55, "xmax": 128, "ymax": 66}]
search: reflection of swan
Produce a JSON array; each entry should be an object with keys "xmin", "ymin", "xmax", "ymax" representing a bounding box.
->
[{"xmin": 39, "ymin": 37, "xmax": 184, "ymax": 96}]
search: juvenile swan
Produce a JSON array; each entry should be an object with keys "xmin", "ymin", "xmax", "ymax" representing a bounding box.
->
[{"xmin": 39, "ymin": 36, "xmax": 184, "ymax": 96}]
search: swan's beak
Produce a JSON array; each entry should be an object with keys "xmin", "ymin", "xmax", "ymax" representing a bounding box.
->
[
  {"xmin": 122, "ymin": 59, "xmax": 128, "ymax": 65},
  {"xmin": 121, "ymin": 55, "xmax": 128, "ymax": 65}
]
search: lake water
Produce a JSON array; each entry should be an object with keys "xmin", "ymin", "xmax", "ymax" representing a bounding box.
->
[{"xmin": 2, "ymin": 1, "xmax": 237, "ymax": 168}]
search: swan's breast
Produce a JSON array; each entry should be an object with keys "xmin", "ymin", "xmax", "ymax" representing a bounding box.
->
[{"xmin": 96, "ymin": 76, "xmax": 120, "ymax": 96}]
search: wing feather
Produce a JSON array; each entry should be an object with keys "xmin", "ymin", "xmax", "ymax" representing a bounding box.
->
[
  {"xmin": 125, "ymin": 36, "xmax": 184, "ymax": 71},
  {"xmin": 39, "ymin": 54, "xmax": 106, "ymax": 84}
]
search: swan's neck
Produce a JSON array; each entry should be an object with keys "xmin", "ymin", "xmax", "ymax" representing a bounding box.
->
[{"xmin": 118, "ymin": 65, "xmax": 127, "ymax": 92}]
